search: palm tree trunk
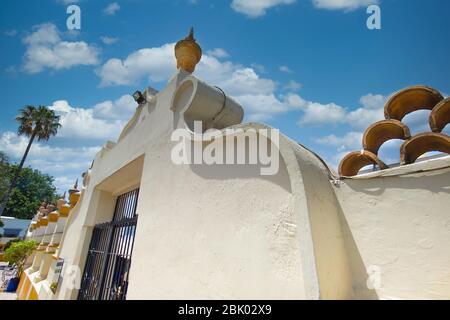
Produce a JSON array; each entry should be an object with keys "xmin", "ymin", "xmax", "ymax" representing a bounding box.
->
[{"xmin": 0, "ymin": 131, "xmax": 36, "ymax": 217}]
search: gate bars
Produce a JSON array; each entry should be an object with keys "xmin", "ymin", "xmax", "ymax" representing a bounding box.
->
[{"xmin": 78, "ymin": 189, "xmax": 139, "ymax": 300}]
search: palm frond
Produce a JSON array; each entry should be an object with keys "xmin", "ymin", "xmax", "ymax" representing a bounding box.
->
[
  {"xmin": 34, "ymin": 106, "xmax": 62, "ymax": 142},
  {"xmin": 15, "ymin": 105, "xmax": 36, "ymax": 137},
  {"xmin": 15, "ymin": 105, "xmax": 61, "ymax": 141}
]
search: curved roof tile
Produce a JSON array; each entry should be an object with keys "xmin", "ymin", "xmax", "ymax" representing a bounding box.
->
[
  {"xmin": 363, "ymin": 119, "xmax": 411, "ymax": 155},
  {"xmin": 429, "ymin": 97, "xmax": 450, "ymax": 133},
  {"xmin": 339, "ymin": 150, "xmax": 387, "ymax": 177},
  {"xmin": 384, "ymin": 85, "xmax": 443, "ymax": 121},
  {"xmin": 400, "ymin": 132, "xmax": 450, "ymax": 165}
]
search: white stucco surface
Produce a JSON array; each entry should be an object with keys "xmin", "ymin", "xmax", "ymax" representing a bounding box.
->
[
  {"xmin": 36, "ymin": 69, "xmax": 449, "ymax": 300},
  {"xmin": 335, "ymin": 156, "xmax": 450, "ymax": 299}
]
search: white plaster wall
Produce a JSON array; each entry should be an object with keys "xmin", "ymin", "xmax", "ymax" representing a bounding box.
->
[
  {"xmin": 292, "ymin": 147, "xmax": 353, "ymax": 299},
  {"xmin": 53, "ymin": 70, "xmax": 330, "ymax": 300},
  {"xmin": 126, "ymin": 134, "xmax": 307, "ymax": 299},
  {"xmin": 49, "ymin": 217, "xmax": 67, "ymax": 246},
  {"xmin": 54, "ymin": 73, "xmax": 184, "ymax": 300},
  {"xmin": 51, "ymin": 68, "xmax": 450, "ymax": 300},
  {"xmin": 335, "ymin": 161, "xmax": 450, "ymax": 299}
]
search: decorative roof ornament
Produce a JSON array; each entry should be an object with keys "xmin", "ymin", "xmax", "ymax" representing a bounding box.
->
[
  {"xmin": 175, "ymin": 27, "xmax": 202, "ymax": 73},
  {"xmin": 339, "ymin": 85, "xmax": 450, "ymax": 177},
  {"xmin": 69, "ymin": 179, "xmax": 79, "ymax": 195},
  {"xmin": 57, "ymin": 191, "xmax": 67, "ymax": 210}
]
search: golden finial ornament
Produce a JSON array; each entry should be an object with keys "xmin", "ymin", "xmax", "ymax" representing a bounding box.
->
[
  {"xmin": 68, "ymin": 179, "xmax": 79, "ymax": 196},
  {"xmin": 175, "ymin": 27, "xmax": 202, "ymax": 73}
]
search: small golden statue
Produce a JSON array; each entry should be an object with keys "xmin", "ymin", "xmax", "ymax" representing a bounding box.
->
[{"xmin": 175, "ymin": 27, "xmax": 202, "ymax": 73}]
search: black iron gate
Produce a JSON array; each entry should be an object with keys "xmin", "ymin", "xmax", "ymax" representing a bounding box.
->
[{"xmin": 78, "ymin": 189, "xmax": 139, "ymax": 300}]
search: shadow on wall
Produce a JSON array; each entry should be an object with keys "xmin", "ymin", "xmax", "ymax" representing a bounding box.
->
[
  {"xmin": 189, "ymin": 156, "xmax": 292, "ymax": 194},
  {"xmin": 179, "ymin": 132, "xmax": 292, "ymax": 193},
  {"xmin": 342, "ymin": 169, "xmax": 450, "ymax": 197},
  {"xmin": 338, "ymin": 203, "xmax": 380, "ymax": 300}
]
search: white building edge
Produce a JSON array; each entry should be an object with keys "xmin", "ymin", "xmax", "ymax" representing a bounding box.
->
[{"xmin": 17, "ymin": 30, "xmax": 450, "ymax": 300}]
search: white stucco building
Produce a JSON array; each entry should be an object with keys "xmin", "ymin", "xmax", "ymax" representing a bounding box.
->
[{"xmin": 17, "ymin": 30, "xmax": 450, "ymax": 300}]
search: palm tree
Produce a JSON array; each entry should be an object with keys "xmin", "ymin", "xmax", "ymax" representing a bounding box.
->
[{"xmin": 0, "ymin": 106, "xmax": 61, "ymax": 217}]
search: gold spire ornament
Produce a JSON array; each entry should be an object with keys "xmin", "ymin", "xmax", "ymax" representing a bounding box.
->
[
  {"xmin": 175, "ymin": 27, "xmax": 202, "ymax": 73},
  {"xmin": 68, "ymin": 179, "xmax": 78, "ymax": 196}
]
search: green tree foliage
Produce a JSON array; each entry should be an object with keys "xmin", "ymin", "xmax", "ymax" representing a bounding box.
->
[
  {"xmin": 0, "ymin": 151, "xmax": 9, "ymax": 198},
  {"xmin": 4, "ymin": 240, "xmax": 37, "ymax": 277},
  {"xmin": 0, "ymin": 106, "xmax": 61, "ymax": 216},
  {"xmin": 3, "ymin": 238, "xmax": 20, "ymax": 251},
  {"xmin": 0, "ymin": 157, "xmax": 58, "ymax": 219}
]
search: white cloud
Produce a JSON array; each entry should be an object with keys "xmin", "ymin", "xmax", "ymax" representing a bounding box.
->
[
  {"xmin": 203, "ymin": 67, "xmax": 276, "ymax": 96},
  {"xmin": 96, "ymin": 42, "xmax": 283, "ymax": 120},
  {"xmin": 207, "ymin": 48, "xmax": 230, "ymax": 59},
  {"xmin": 94, "ymin": 40, "xmax": 396, "ymax": 132},
  {"xmin": 401, "ymin": 109, "xmax": 431, "ymax": 135},
  {"xmin": 22, "ymin": 23, "xmax": 99, "ymax": 74},
  {"xmin": 304, "ymin": 92, "xmax": 386, "ymax": 166},
  {"xmin": 48, "ymin": 97, "xmax": 136, "ymax": 140},
  {"xmin": 97, "ymin": 42, "xmax": 273, "ymax": 95},
  {"xmin": 317, "ymin": 130, "xmax": 403, "ymax": 170},
  {"xmin": 5, "ymin": 29, "xmax": 18, "ymax": 37},
  {"xmin": 298, "ymin": 101, "xmax": 347, "ymax": 126},
  {"xmin": 96, "ymin": 42, "xmax": 354, "ymax": 122},
  {"xmin": 313, "ymin": 91, "xmax": 443, "ymax": 170},
  {"xmin": 103, "ymin": 2, "xmax": 120, "ymax": 15},
  {"xmin": 0, "ymin": 132, "xmax": 95, "ymax": 163},
  {"xmin": 269, "ymin": 92, "xmax": 349, "ymax": 126},
  {"xmin": 279, "ymin": 65, "xmax": 293, "ymax": 74},
  {"xmin": 316, "ymin": 131, "xmax": 363, "ymax": 151},
  {"xmin": 250, "ymin": 63, "xmax": 267, "ymax": 74},
  {"xmin": 96, "ymin": 42, "xmax": 435, "ymax": 134},
  {"xmin": 230, "ymin": 0, "xmax": 377, "ymax": 15},
  {"xmin": 53, "ymin": 175, "xmax": 80, "ymax": 194},
  {"xmin": 0, "ymin": 131, "xmax": 99, "ymax": 192},
  {"xmin": 49, "ymin": 101, "xmax": 121, "ymax": 140},
  {"xmin": 231, "ymin": 0, "xmax": 296, "ymax": 18},
  {"xmin": 237, "ymin": 94, "xmax": 288, "ymax": 121},
  {"xmin": 283, "ymin": 80, "xmax": 302, "ymax": 91},
  {"xmin": 23, "ymin": 23, "xmax": 60, "ymax": 46},
  {"xmin": 295, "ymin": 93, "xmax": 386, "ymax": 128},
  {"xmin": 92, "ymin": 95, "xmax": 136, "ymax": 120},
  {"xmin": 0, "ymin": 94, "xmax": 138, "ymax": 192},
  {"xmin": 346, "ymin": 94, "xmax": 386, "ymax": 129},
  {"xmin": 96, "ymin": 43, "xmax": 176, "ymax": 86},
  {"xmin": 312, "ymin": 0, "xmax": 378, "ymax": 11},
  {"xmin": 100, "ymin": 36, "xmax": 119, "ymax": 45},
  {"xmin": 359, "ymin": 93, "xmax": 385, "ymax": 109}
]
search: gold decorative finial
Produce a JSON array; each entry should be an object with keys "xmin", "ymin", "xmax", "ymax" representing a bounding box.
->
[
  {"xmin": 175, "ymin": 27, "xmax": 202, "ymax": 73},
  {"xmin": 68, "ymin": 179, "xmax": 78, "ymax": 196},
  {"xmin": 187, "ymin": 27, "xmax": 195, "ymax": 41}
]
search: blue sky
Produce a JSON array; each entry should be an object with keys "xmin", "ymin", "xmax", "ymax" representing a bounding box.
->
[{"xmin": 0, "ymin": 0, "xmax": 449, "ymax": 193}]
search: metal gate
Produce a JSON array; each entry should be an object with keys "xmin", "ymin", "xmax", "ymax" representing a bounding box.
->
[{"xmin": 78, "ymin": 189, "xmax": 139, "ymax": 300}]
